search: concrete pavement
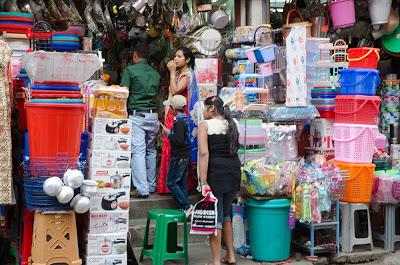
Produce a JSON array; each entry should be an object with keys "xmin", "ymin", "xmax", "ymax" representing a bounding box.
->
[{"xmin": 134, "ymin": 242, "xmax": 400, "ymax": 265}]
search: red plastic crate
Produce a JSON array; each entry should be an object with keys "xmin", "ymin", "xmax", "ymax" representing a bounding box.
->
[{"xmin": 335, "ymin": 95, "xmax": 380, "ymax": 125}]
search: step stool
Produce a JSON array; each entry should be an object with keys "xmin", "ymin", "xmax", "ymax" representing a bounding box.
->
[
  {"xmin": 31, "ymin": 211, "xmax": 81, "ymax": 265},
  {"xmin": 340, "ymin": 202, "xmax": 373, "ymax": 253},
  {"xmin": 140, "ymin": 209, "xmax": 188, "ymax": 265},
  {"xmin": 372, "ymin": 204, "xmax": 400, "ymax": 251}
]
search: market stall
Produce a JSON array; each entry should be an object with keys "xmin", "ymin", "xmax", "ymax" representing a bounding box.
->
[{"xmin": 1, "ymin": 0, "xmax": 400, "ymax": 264}]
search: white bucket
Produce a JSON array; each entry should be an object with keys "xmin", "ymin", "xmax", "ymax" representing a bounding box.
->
[{"xmin": 369, "ymin": 0, "xmax": 392, "ymax": 25}]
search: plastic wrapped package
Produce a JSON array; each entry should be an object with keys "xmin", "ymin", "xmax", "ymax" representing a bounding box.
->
[
  {"xmin": 23, "ymin": 51, "xmax": 102, "ymax": 83},
  {"xmin": 242, "ymin": 158, "xmax": 297, "ymax": 196},
  {"xmin": 269, "ymin": 106, "xmax": 320, "ymax": 122},
  {"xmin": 373, "ymin": 170, "xmax": 400, "ymax": 204},
  {"xmin": 92, "ymin": 85, "xmax": 129, "ymax": 119},
  {"xmin": 263, "ymin": 123, "xmax": 298, "ymax": 162}
]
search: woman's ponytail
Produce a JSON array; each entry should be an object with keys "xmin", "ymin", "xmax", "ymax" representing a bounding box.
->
[{"xmin": 223, "ymin": 105, "xmax": 239, "ymax": 156}]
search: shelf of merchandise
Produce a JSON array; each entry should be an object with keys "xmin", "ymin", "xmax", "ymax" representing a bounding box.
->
[{"xmin": 292, "ymin": 201, "xmax": 340, "ymax": 256}]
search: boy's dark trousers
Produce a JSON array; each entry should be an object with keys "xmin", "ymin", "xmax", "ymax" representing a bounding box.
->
[{"xmin": 166, "ymin": 157, "xmax": 190, "ymax": 210}]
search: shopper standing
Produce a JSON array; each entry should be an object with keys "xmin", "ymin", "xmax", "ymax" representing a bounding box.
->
[
  {"xmin": 158, "ymin": 47, "xmax": 195, "ymax": 193},
  {"xmin": 121, "ymin": 42, "xmax": 161, "ymax": 198},
  {"xmin": 198, "ymin": 96, "xmax": 241, "ymax": 265}
]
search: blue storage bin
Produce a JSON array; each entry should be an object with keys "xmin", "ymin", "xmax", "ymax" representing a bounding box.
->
[
  {"xmin": 339, "ymin": 69, "xmax": 380, "ymax": 96},
  {"xmin": 254, "ymin": 45, "xmax": 276, "ymax": 63}
]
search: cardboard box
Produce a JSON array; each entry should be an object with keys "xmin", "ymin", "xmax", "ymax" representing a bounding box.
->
[
  {"xmin": 88, "ymin": 211, "xmax": 129, "ymax": 234},
  {"xmin": 310, "ymin": 118, "xmax": 334, "ymax": 149},
  {"xmin": 85, "ymin": 233, "xmax": 128, "ymax": 256},
  {"xmin": 90, "ymin": 133, "xmax": 131, "ymax": 152},
  {"xmin": 86, "ymin": 254, "xmax": 127, "ymax": 265},
  {"xmin": 89, "ymin": 168, "xmax": 131, "ymax": 191},
  {"xmin": 92, "ymin": 118, "xmax": 132, "ymax": 136},
  {"xmin": 89, "ymin": 150, "xmax": 131, "ymax": 169},
  {"xmin": 90, "ymin": 189, "xmax": 130, "ymax": 212}
]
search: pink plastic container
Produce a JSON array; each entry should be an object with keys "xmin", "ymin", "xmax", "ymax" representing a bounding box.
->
[
  {"xmin": 333, "ymin": 123, "xmax": 378, "ymax": 163},
  {"xmin": 329, "ymin": 0, "xmax": 356, "ymax": 29},
  {"xmin": 245, "ymin": 48, "xmax": 258, "ymax": 63},
  {"xmin": 259, "ymin": 62, "xmax": 273, "ymax": 77}
]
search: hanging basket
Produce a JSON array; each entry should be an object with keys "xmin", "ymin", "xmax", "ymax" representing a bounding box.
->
[{"xmin": 282, "ymin": 9, "xmax": 312, "ymax": 41}]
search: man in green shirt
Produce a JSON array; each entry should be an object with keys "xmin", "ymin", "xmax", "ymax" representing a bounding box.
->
[{"xmin": 121, "ymin": 42, "xmax": 161, "ymax": 198}]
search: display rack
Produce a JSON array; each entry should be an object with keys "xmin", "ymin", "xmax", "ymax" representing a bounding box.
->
[{"xmin": 293, "ymin": 201, "xmax": 340, "ymax": 256}]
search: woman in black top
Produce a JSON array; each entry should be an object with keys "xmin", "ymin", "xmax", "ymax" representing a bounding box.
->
[{"xmin": 198, "ymin": 96, "xmax": 241, "ymax": 265}]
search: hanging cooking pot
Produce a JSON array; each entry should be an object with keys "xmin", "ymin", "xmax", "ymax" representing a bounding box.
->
[
  {"xmin": 210, "ymin": 8, "xmax": 229, "ymax": 29},
  {"xmin": 101, "ymin": 191, "xmax": 126, "ymax": 210},
  {"xmin": 110, "ymin": 172, "xmax": 130, "ymax": 189},
  {"xmin": 105, "ymin": 120, "xmax": 128, "ymax": 133}
]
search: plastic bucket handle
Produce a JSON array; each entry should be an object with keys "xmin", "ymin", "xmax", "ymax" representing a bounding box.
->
[
  {"xmin": 347, "ymin": 49, "xmax": 380, "ymax": 62},
  {"xmin": 334, "ymin": 98, "xmax": 380, "ymax": 114},
  {"xmin": 339, "ymin": 70, "xmax": 380, "ymax": 88},
  {"xmin": 333, "ymin": 126, "xmax": 376, "ymax": 142}
]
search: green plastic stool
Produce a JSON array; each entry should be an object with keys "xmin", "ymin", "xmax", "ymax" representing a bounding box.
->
[{"xmin": 140, "ymin": 209, "xmax": 188, "ymax": 265}]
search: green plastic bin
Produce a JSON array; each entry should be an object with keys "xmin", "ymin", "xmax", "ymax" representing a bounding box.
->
[{"xmin": 246, "ymin": 198, "xmax": 291, "ymax": 262}]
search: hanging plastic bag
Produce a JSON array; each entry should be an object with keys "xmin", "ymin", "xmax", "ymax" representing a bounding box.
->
[{"xmin": 190, "ymin": 193, "xmax": 218, "ymax": 235}]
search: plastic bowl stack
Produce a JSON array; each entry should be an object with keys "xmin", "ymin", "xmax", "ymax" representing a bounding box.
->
[
  {"xmin": 0, "ymin": 12, "xmax": 34, "ymax": 34},
  {"xmin": 50, "ymin": 31, "xmax": 80, "ymax": 51}
]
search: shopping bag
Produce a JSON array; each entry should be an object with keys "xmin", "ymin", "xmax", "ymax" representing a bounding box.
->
[{"xmin": 190, "ymin": 193, "xmax": 218, "ymax": 235}]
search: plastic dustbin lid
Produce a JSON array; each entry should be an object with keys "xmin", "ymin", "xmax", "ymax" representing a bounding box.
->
[{"xmin": 246, "ymin": 198, "xmax": 290, "ymax": 209}]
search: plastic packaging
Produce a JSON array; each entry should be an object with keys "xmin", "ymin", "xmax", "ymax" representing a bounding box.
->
[
  {"xmin": 264, "ymin": 123, "xmax": 298, "ymax": 162},
  {"xmin": 92, "ymin": 85, "xmax": 129, "ymax": 119}
]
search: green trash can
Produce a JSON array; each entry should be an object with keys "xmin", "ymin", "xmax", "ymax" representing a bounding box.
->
[{"xmin": 246, "ymin": 198, "xmax": 291, "ymax": 262}]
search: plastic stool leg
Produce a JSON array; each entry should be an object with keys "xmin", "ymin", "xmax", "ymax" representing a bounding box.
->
[
  {"xmin": 183, "ymin": 218, "xmax": 189, "ymax": 265},
  {"xmin": 140, "ymin": 218, "xmax": 151, "ymax": 262},
  {"xmin": 366, "ymin": 206, "xmax": 374, "ymax": 250}
]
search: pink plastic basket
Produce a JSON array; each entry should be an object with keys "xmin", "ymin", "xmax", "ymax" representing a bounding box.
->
[
  {"xmin": 333, "ymin": 123, "xmax": 378, "ymax": 163},
  {"xmin": 259, "ymin": 62, "xmax": 273, "ymax": 76}
]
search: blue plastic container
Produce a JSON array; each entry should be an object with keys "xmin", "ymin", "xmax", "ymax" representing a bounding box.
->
[
  {"xmin": 339, "ymin": 69, "xmax": 380, "ymax": 95},
  {"xmin": 246, "ymin": 198, "xmax": 291, "ymax": 262},
  {"xmin": 254, "ymin": 45, "xmax": 276, "ymax": 63}
]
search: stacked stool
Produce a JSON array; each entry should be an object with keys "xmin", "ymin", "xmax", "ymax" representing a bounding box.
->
[
  {"xmin": 30, "ymin": 211, "xmax": 81, "ymax": 265},
  {"xmin": 373, "ymin": 204, "xmax": 400, "ymax": 251},
  {"xmin": 340, "ymin": 203, "xmax": 373, "ymax": 252}
]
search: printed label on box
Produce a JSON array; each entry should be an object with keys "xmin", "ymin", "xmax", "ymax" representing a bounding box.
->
[
  {"xmin": 92, "ymin": 118, "xmax": 132, "ymax": 136},
  {"xmin": 86, "ymin": 233, "xmax": 128, "ymax": 256},
  {"xmin": 89, "ymin": 211, "xmax": 129, "ymax": 234},
  {"xmin": 90, "ymin": 133, "xmax": 131, "ymax": 152},
  {"xmin": 89, "ymin": 168, "xmax": 131, "ymax": 191},
  {"xmin": 310, "ymin": 118, "xmax": 335, "ymax": 149},
  {"xmin": 89, "ymin": 150, "xmax": 131, "ymax": 169},
  {"xmin": 86, "ymin": 254, "xmax": 127, "ymax": 265},
  {"xmin": 90, "ymin": 189, "xmax": 130, "ymax": 212}
]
